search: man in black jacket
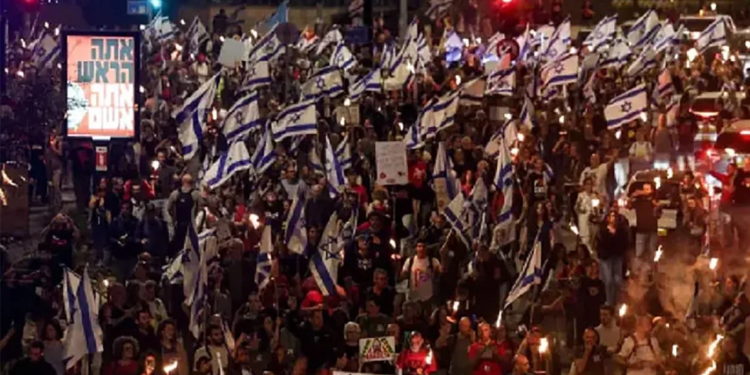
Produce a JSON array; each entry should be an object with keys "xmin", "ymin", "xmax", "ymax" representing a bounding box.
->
[{"xmin": 9, "ymin": 341, "xmax": 56, "ymax": 375}]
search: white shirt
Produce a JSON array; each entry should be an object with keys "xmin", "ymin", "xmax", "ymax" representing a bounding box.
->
[
  {"xmin": 618, "ymin": 335, "xmax": 661, "ymax": 375},
  {"xmin": 595, "ymin": 323, "xmax": 622, "ymax": 351},
  {"xmin": 402, "ymin": 256, "xmax": 440, "ymax": 302},
  {"xmin": 580, "ymin": 164, "xmax": 609, "ymax": 199}
]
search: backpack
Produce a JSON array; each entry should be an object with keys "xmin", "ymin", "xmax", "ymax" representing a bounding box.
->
[
  {"xmin": 405, "ymin": 255, "xmax": 438, "ymax": 288},
  {"xmin": 622, "ymin": 334, "xmax": 661, "ymax": 374}
]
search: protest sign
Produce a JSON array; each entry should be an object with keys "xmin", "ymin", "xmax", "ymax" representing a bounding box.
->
[
  {"xmin": 359, "ymin": 336, "xmax": 396, "ymax": 363},
  {"xmin": 375, "ymin": 142, "xmax": 408, "ymax": 185}
]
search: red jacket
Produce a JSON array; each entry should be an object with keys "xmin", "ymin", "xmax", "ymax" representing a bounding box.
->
[
  {"xmin": 396, "ymin": 348, "xmax": 437, "ymax": 374},
  {"xmin": 123, "ymin": 179, "xmax": 155, "ymax": 201},
  {"xmin": 468, "ymin": 341, "xmax": 508, "ymax": 375}
]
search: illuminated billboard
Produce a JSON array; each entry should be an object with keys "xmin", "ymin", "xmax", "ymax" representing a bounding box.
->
[{"xmin": 63, "ymin": 32, "xmax": 140, "ymax": 139}]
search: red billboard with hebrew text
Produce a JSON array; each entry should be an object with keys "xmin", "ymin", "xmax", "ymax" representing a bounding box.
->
[{"xmin": 65, "ymin": 34, "xmax": 137, "ymax": 139}]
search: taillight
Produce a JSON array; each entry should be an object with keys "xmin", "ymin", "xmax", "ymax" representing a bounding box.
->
[
  {"xmin": 691, "ymin": 110, "xmax": 720, "ymax": 119},
  {"xmin": 741, "ymin": 130, "xmax": 750, "ymax": 136}
]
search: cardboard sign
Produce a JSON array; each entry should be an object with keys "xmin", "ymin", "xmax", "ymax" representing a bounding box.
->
[
  {"xmin": 95, "ymin": 146, "xmax": 108, "ymax": 172},
  {"xmin": 358, "ymin": 336, "xmax": 396, "ymax": 363},
  {"xmin": 335, "ymin": 105, "xmax": 360, "ymax": 125},
  {"xmin": 218, "ymin": 39, "xmax": 245, "ymax": 68},
  {"xmin": 375, "ymin": 142, "xmax": 408, "ymax": 185}
]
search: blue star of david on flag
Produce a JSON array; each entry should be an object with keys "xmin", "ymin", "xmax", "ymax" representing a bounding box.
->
[
  {"xmin": 621, "ymin": 101, "xmax": 632, "ymax": 113},
  {"xmin": 594, "ymin": 31, "xmax": 604, "ymax": 39},
  {"xmin": 554, "ymin": 63, "xmax": 565, "ymax": 74},
  {"xmin": 290, "ymin": 112, "xmax": 302, "ymax": 123},
  {"xmin": 316, "ymin": 78, "xmax": 326, "ymax": 90},
  {"xmin": 336, "ymin": 53, "xmax": 345, "ymax": 64},
  {"xmin": 247, "ymin": 66, "xmax": 256, "ymax": 77},
  {"xmin": 548, "ymin": 48, "xmax": 558, "ymax": 58}
]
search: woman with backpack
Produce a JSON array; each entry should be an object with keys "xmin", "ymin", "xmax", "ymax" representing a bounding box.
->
[{"xmin": 616, "ymin": 315, "xmax": 664, "ymax": 375}]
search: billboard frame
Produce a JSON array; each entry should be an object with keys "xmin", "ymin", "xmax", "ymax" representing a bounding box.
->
[{"xmin": 61, "ymin": 30, "xmax": 142, "ymax": 141}]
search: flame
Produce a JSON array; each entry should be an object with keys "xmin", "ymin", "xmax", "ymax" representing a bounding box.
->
[
  {"xmin": 389, "ymin": 239, "xmax": 397, "ymax": 248},
  {"xmin": 672, "ymin": 344, "xmax": 678, "ymax": 357},
  {"xmin": 667, "ymin": 168, "xmax": 674, "ymax": 179},
  {"xmin": 344, "ymin": 98, "xmax": 351, "ymax": 107},
  {"xmin": 163, "ymin": 360, "xmax": 178, "ymax": 374},
  {"xmin": 249, "ymin": 214, "xmax": 260, "ymax": 229},
  {"xmin": 707, "ymin": 335, "xmax": 724, "ymax": 358},
  {"xmin": 618, "ymin": 304, "xmax": 627, "ymax": 317},
  {"xmin": 495, "ymin": 311, "xmax": 503, "ymax": 327},
  {"xmin": 2, "ymin": 170, "xmax": 18, "ymax": 187},
  {"xmin": 592, "ymin": 198, "xmax": 600, "ymax": 208},
  {"xmin": 425, "ymin": 349, "xmax": 433, "ymax": 365},
  {"xmin": 452, "ymin": 301, "xmax": 459, "ymax": 312},
  {"xmin": 539, "ymin": 337, "xmax": 549, "ymax": 354},
  {"xmin": 570, "ymin": 224, "xmax": 579, "ymax": 235},
  {"xmin": 701, "ymin": 360, "xmax": 717, "ymax": 375},
  {"xmin": 654, "ymin": 177, "xmax": 661, "ymax": 189},
  {"xmin": 455, "ymin": 75, "xmax": 462, "ymax": 85},
  {"xmin": 654, "ymin": 245, "xmax": 663, "ymax": 262},
  {"xmin": 517, "ymin": 133, "xmax": 525, "ymax": 142},
  {"xmin": 709, "ymin": 258, "xmax": 719, "ymax": 270}
]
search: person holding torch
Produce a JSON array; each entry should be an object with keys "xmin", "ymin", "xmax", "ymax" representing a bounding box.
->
[
  {"xmin": 396, "ymin": 332, "xmax": 437, "ymax": 374},
  {"xmin": 468, "ymin": 322, "xmax": 507, "ymax": 375}
]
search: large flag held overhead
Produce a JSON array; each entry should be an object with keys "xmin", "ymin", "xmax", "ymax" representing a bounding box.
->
[
  {"xmin": 626, "ymin": 48, "xmax": 656, "ymax": 77},
  {"xmin": 203, "ymin": 142, "xmax": 253, "ymax": 190},
  {"xmin": 697, "ymin": 17, "xmax": 728, "ymax": 53},
  {"xmin": 62, "ymin": 267, "xmax": 104, "ymax": 369},
  {"xmin": 335, "ymin": 134, "xmax": 353, "ymax": 171},
  {"xmin": 543, "ymin": 17, "xmax": 570, "ymax": 60},
  {"xmin": 257, "ymin": 1, "xmax": 288, "ymax": 32},
  {"xmin": 485, "ymin": 119, "xmax": 517, "ymax": 158},
  {"xmin": 331, "ymin": 42, "xmax": 357, "ymax": 72},
  {"xmin": 32, "ymin": 34, "xmax": 60, "ymax": 68},
  {"xmin": 240, "ymin": 59, "xmax": 272, "ymax": 92},
  {"xmin": 459, "ymin": 77, "xmax": 487, "ymax": 105},
  {"xmin": 285, "ymin": 193, "xmax": 308, "ymax": 254},
  {"xmin": 255, "ymin": 225, "xmax": 274, "ymax": 290},
  {"xmin": 325, "ymin": 136, "xmax": 346, "ymax": 198},
  {"xmin": 443, "ymin": 192, "xmax": 471, "ymax": 248},
  {"xmin": 494, "ymin": 138, "xmax": 515, "ymax": 248},
  {"xmin": 598, "ymin": 37, "xmax": 631, "ymax": 69},
  {"xmin": 316, "ymin": 28, "xmax": 344, "ymax": 55},
  {"xmin": 310, "ymin": 213, "xmax": 343, "ymax": 296},
  {"xmin": 426, "ymin": 0, "xmax": 452, "ymax": 21},
  {"xmin": 626, "ymin": 9, "xmax": 658, "ymax": 47},
  {"xmin": 222, "ymin": 92, "xmax": 263, "ymax": 143},
  {"xmin": 186, "ymin": 16, "xmax": 209, "ymax": 55},
  {"xmin": 656, "ymin": 68, "xmax": 675, "ymax": 99},
  {"xmin": 433, "ymin": 142, "xmax": 459, "ymax": 212},
  {"xmin": 251, "ymin": 127, "xmax": 277, "ymax": 175},
  {"xmin": 248, "ymin": 25, "xmax": 283, "ymax": 63},
  {"xmin": 349, "ymin": 68, "xmax": 382, "ymax": 101},
  {"xmin": 584, "ymin": 15, "xmax": 617, "ymax": 51},
  {"xmin": 62, "ymin": 269, "xmax": 80, "ymax": 324},
  {"xmin": 420, "ymin": 91, "xmax": 460, "ymax": 140},
  {"xmin": 653, "ymin": 22, "xmax": 677, "ymax": 52},
  {"xmin": 541, "ymin": 52, "xmax": 579, "ymax": 88},
  {"xmin": 504, "ymin": 234, "xmax": 543, "ymax": 308},
  {"xmin": 173, "ymin": 72, "xmax": 220, "ymax": 155},
  {"xmin": 632, "ymin": 11, "xmax": 661, "ymax": 49},
  {"xmin": 605, "ymin": 83, "xmax": 648, "ymax": 129},
  {"xmin": 404, "ymin": 121, "xmax": 424, "ymax": 150},
  {"xmin": 520, "ymin": 96, "xmax": 536, "ymax": 130},
  {"xmin": 301, "ymin": 66, "xmax": 345, "ymax": 100},
  {"xmin": 486, "ymin": 68, "xmax": 516, "ymax": 96},
  {"xmin": 273, "ymin": 100, "xmax": 317, "ymax": 141}
]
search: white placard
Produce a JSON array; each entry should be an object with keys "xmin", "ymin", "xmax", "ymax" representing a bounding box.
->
[
  {"xmin": 358, "ymin": 336, "xmax": 397, "ymax": 363},
  {"xmin": 218, "ymin": 39, "xmax": 245, "ymax": 68},
  {"xmin": 375, "ymin": 142, "xmax": 408, "ymax": 185}
]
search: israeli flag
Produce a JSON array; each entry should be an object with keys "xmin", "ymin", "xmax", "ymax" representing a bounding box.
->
[
  {"xmin": 433, "ymin": 142, "xmax": 459, "ymax": 203},
  {"xmin": 443, "ymin": 192, "xmax": 471, "ymax": 248},
  {"xmin": 309, "ymin": 144, "xmax": 324, "ymax": 174},
  {"xmin": 532, "ymin": 24, "xmax": 555, "ymax": 47},
  {"xmin": 335, "ymin": 134, "xmax": 353, "ymax": 171},
  {"xmin": 62, "ymin": 269, "xmax": 80, "ymax": 324},
  {"xmin": 273, "ymin": 100, "xmax": 317, "ymax": 141},
  {"xmin": 584, "ymin": 15, "xmax": 617, "ymax": 51},
  {"xmin": 188, "ymin": 233, "xmax": 214, "ymax": 338},
  {"xmin": 653, "ymin": 22, "xmax": 677, "ymax": 52},
  {"xmin": 222, "ymin": 92, "xmax": 263, "ymax": 143},
  {"xmin": 182, "ymin": 226, "xmax": 216, "ymax": 305},
  {"xmin": 697, "ymin": 17, "xmax": 728, "ymax": 53},
  {"xmin": 583, "ymin": 73, "xmax": 597, "ymax": 105},
  {"xmin": 404, "ymin": 122, "xmax": 424, "ymax": 150},
  {"xmin": 484, "ymin": 32, "xmax": 505, "ymax": 61},
  {"xmin": 316, "ymin": 29, "xmax": 343, "ymax": 55},
  {"xmin": 331, "ymin": 42, "xmax": 357, "ymax": 72},
  {"xmin": 656, "ymin": 68, "xmax": 675, "ymax": 99},
  {"xmin": 296, "ymin": 31, "xmax": 320, "ymax": 54},
  {"xmin": 605, "ymin": 83, "xmax": 648, "ymax": 129},
  {"xmin": 520, "ymin": 96, "xmax": 536, "ymax": 129},
  {"xmin": 420, "ymin": 91, "xmax": 460, "ymax": 140},
  {"xmin": 172, "ymin": 72, "xmax": 221, "ymax": 124},
  {"xmin": 186, "ymin": 17, "xmax": 209, "ymax": 55},
  {"xmin": 255, "ymin": 225, "xmax": 274, "ymax": 290},
  {"xmin": 598, "ymin": 38, "xmax": 631, "ymax": 69},
  {"xmin": 486, "ymin": 67, "xmax": 515, "ymax": 96},
  {"xmin": 517, "ymin": 24, "xmax": 532, "ymax": 63},
  {"xmin": 204, "ymin": 142, "xmax": 253, "ymax": 190},
  {"xmin": 626, "ymin": 48, "xmax": 656, "ymax": 77},
  {"xmin": 252, "ymin": 127, "xmax": 277, "ymax": 175},
  {"xmin": 349, "ymin": 0, "xmax": 364, "ymax": 18},
  {"xmin": 543, "ymin": 17, "xmax": 570, "ymax": 60},
  {"xmin": 349, "ymin": 69, "xmax": 382, "ymax": 101},
  {"xmin": 485, "ymin": 119, "xmax": 517, "ymax": 157},
  {"xmin": 32, "ymin": 34, "xmax": 60, "ymax": 68},
  {"xmin": 504, "ymin": 234, "xmax": 543, "ymax": 308},
  {"xmin": 302, "ymin": 66, "xmax": 345, "ymax": 100},
  {"xmin": 426, "ymin": 0, "xmax": 452, "ymax": 21},
  {"xmin": 383, "ymin": 53, "xmax": 415, "ymax": 91},
  {"xmin": 285, "ymin": 194, "xmax": 308, "ymax": 254},
  {"xmin": 418, "ymin": 34, "xmax": 432, "ymax": 66},
  {"xmin": 174, "ymin": 73, "xmax": 221, "ymax": 160},
  {"xmin": 62, "ymin": 267, "xmax": 104, "ymax": 369},
  {"xmin": 444, "ymin": 31, "xmax": 464, "ymax": 63},
  {"xmin": 626, "ymin": 9, "xmax": 658, "ymax": 47},
  {"xmin": 459, "ymin": 77, "xmax": 487, "ymax": 105},
  {"xmin": 240, "ymin": 59, "xmax": 272, "ymax": 92},
  {"xmin": 494, "ymin": 138, "xmax": 514, "ymax": 245},
  {"xmin": 380, "ymin": 43, "xmax": 398, "ymax": 72},
  {"xmin": 543, "ymin": 163, "xmax": 555, "ymax": 183},
  {"xmin": 151, "ymin": 17, "xmax": 176, "ymax": 43},
  {"xmin": 325, "ymin": 137, "xmax": 346, "ymax": 198},
  {"xmin": 310, "ymin": 212, "xmax": 343, "ymax": 296},
  {"xmin": 248, "ymin": 25, "xmax": 283, "ymax": 63},
  {"xmin": 665, "ymin": 94, "xmax": 682, "ymax": 127},
  {"xmin": 541, "ymin": 52, "xmax": 578, "ymax": 88},
  {"xmin": 632, "ymin": 11, "xmax": 661, "ymax": 49},
  {"xmin": 468, "ymin": 178, "xmax": 489, "ymax": 239}
]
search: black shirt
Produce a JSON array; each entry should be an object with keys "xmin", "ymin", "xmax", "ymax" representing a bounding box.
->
[
  {"xmin": 573, "ymin": 345, "xmax": 607, "ymax": 375},
  {"xmin": 734, "ymin": 170, "xmax": 750, "ymax": 207},
  {"xmin": 9, "ymin": 358, "xmax": 57, "ymax": 375}
]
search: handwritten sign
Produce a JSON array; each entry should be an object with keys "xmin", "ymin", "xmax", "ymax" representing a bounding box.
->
[
  {"xmin": 218, "ymin": 39, "xmax": 245, "ymax": 68},
  {"xmin": 375, "ymin": 142, "xmax": 408, "ymax": 186},
  {"xmin": 65, "ymin": 34, "xmax": 137, "ymax": 139},
  {"xmin": 359, "ymin": 336, "xmax": 396, "ymax": 363}
]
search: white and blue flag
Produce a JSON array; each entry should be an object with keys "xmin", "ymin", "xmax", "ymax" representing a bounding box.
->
[
  {"xmin": 404, "ymin": 122, "xmax": 424, "ymax": 150},
  {"xmin": 255, "ymin": 225, "xmax": 274, "ymax": 290},
  {"xmin": 605, "ymin": 83, "xmax": 648, "ymax": 129},
  {"xmin": 203, "ymin": 142, "xmax": 253, "ymax": 190},
  {"xmin": 420, "ymin": 91, "xmax": 460, "ymax": 140},
  {"xmin": 516, "ymin": 24, "xmax": 532, "ymax": 63},
  {"xmin": 520, "ymin": 96, "xmax": 536, "ymax": 130},
  {"xmin": 62, "ymin": 269, "xmax": 81, "ymax": 324},
  {"xmin": 32, "ymin": 34, "xmax": 60, "ymax": 68},
  {"xmin": 62, "ymin": 267, "xmax": 104, "ymax": 369},
  {"xmin": 486, "ymin": 68, "xmax": 515, "ymax": 96},
  {"xmin": 433, "ymin": 142, "xmax": 459, "ymax": 204},
  {"xmin": 459, "ymin": 77, "xmax": 487, "ymax": 105},
  {"xmin": 186, "ymin": 16, "xmax": 209, "ymax": 55},
  {"xmin": 653, "ymin": 22, "xmax": 677, "ymax": 52},
  {"xmin": 310, "ymin": 212, "xmax": 343, "ymax": 296},
  {"xmin": 335, "ymin": 134, "xmax": 352, "ymax": 171},
  {"xmin": 331, "ymin": 42, "xmax": 357, "ymax": 72},
  {"xmin": 541, "ymin": 52, "xmax": 578, "ymax": 88},
  {"xmin": 626, "ymin": 9, "xmax": 658, "ymax": 47},
  {"xmin": 316, "ymin": 28, "xmax": 344, "ymax": 55},
  {"xmin": 598, "ymin": 37, "xmax": 631, "ymax": 69},
  {"xmin": 504, "ymin": 234, "xmax": 543, "ymax": 308},
  {"xmin": 543, "ymin": 17, "xmax": 570, "ymax": 60},
  {"xmin": 426, "ymin": 0, "xmax": 452, "ymax": 21},
  {"xmin": 222, "ymin": 92, "xmax": 263, "ymax": 143},
  {"xmin": 494, "ymin": 138, "xmax": 514, "ymax": 247},
  {"xmin": 273, "ymin": 100, "xmax": 317, "ymax": 141},
  {"xmin": 626, "ymin": 48, "xmax": 656, "ymax": 77},
  {"xmin": 443, "ymin": 192, "xmax": 471, "ymax": 248},
  {"xmin": 697, "ymin": 17, "xmax": 728, "ymax": 53},
  {"xmin": 444, "ymin": 31, "xmax": 464, "ymax": 63},
  {"xmin": 656, "ymin": 68, "xmax": 675, "ymax": 99},
  {"xmin": 248, "ymin": 25, "xmax": 283, "ymax": 63},
  {"xmin": 349, "ymin": 68, "xmax": 382, "ymax": 101},
  {"xmin": 251, "ymin": 127, "xmax": 277, "ymax": 175},
  {"xmin": 485, "ymin": 119, "xmax": 517, "ymax": 157},
  {"xmin": 285, "ymin": 193, "xmax": 308, "ymax": 254},
  {"xmin": 309, "ymin": 143, "xmax": 324, "ymax": 174},
  {"xmin": 325, "ymin": 136, "xmax": 346, "ymax": 198},
  {"xmin": 584, "ymin": 15, "xmax": 617, "ymax": 51},
  {"xmin": 258, "ymin": 1, "xmax": 288, "ymax": 32},
  {"xmin": 302, "ymin": 66, "xmax": 345, "ymax": 100},
  {"xmin": 240, "ymin": 59, "xmax": 272, "ymax": 92},
  {"xmin": 174, "ymin": 73, "xmax": 221, "ymax": 160}
]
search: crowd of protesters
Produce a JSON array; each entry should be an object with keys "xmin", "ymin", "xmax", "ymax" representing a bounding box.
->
[{"xmin": 8, "ymin": 2, "xmax": 750, "ymax": 375}]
